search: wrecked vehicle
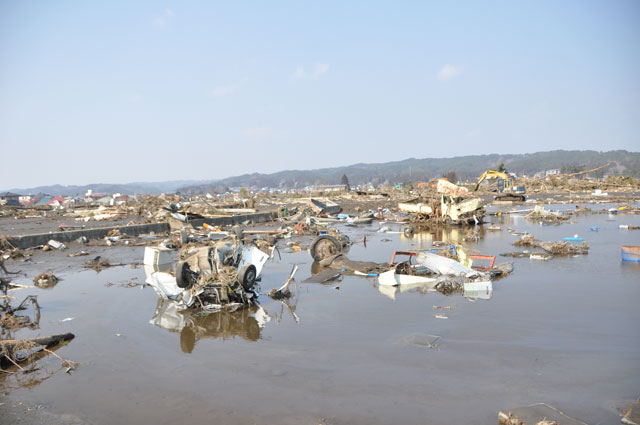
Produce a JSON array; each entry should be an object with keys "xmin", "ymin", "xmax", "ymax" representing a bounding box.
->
[
  {"xmin": 144, "ymin": 237, "xmax": 271, "ymax": 311},
  {"xmin": 440, "ymin": 195, "xmax": 484, "ymax": 224},
  {"xmin": 378, "ymin": 250, "xmax": 498, "ymax": 299},
  {"xmin": 309, "ymin": 234, "xmax": 351, "ymax": 261},
  {"xmin": 399, "ymin": 180, "xmax": 485, "ymax": 225},
  {"xmin": 306, "ymin": 234, "xmax": 386, "ymax": 280},
  {"xmin": 399, "ymin": 195, "xmax": 484, "ymax": 225}
]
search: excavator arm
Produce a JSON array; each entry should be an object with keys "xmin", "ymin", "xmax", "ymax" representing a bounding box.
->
[{"xmin": 474, "ymin": 170, "xmax": 511, "ymax": 191}]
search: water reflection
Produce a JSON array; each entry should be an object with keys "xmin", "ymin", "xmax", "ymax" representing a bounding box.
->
[
  {"xmin": 376, "ymin": 280, "xmax": 492, "ymax": 301},
  {"xmin": 398, "ymin": 225, "xmax": 486, "ymax": 245},
  {"xmin": 150, "ymin": 297, "xmax": 270, "ymax": 353},
  {"xmin": 143, "ymin": 263, "xmax": 270, "ymax": 353},
  {"xmin": 620, "ymin": 260, "xmax": 640, "ymax": 275},
  {"xmin": 0, "ymin": 278, "xmax": 76, "ymax": 390}
]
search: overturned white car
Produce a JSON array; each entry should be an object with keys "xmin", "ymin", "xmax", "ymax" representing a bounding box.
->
[{"xmin": 144, "ymin": 238, "xmax": 271, "ymax": 311}]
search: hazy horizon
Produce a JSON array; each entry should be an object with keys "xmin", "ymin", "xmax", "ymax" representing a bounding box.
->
[
  {"xmin": 2, "ymin": 1, "xmax": 638, "ymax": 189},
  {"xmin": 2, "ymin": 148, "xmax": 638, "ymax": 193}
]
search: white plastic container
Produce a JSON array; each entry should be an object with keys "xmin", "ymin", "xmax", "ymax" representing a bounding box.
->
[{"xmin": 143, "ymin": 246, "xmax": 175, "ymax": 266}]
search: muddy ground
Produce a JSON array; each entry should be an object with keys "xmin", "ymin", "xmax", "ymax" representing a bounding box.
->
[{"xmin": 1, "ymin": 198, "xmax": 639, "ymax": 425}]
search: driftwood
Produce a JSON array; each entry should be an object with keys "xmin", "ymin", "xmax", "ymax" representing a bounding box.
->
[
  {"xmin": 0, "ymin": 333, "xmax": 74, "ymax": 351},
  {"xmin": 1, "ymin": 333, "xmax": 75, "ymax": 367}
]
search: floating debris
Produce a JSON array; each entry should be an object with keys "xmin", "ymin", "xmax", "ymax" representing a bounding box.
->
[{"xmin": 33, "ymin": 273, "xmax": 59, "ymax": 288}]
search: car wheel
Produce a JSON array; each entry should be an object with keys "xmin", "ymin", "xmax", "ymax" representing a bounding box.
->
[
  {"xmin": 309, "ymin": 235, "xmax": 342, "ymax": 261},
  {"xmin": 238, "ymin": 264, "xmax": 257, "ymax": 291}
]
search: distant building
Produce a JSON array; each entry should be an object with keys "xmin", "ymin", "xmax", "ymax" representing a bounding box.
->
[
  {"xmin": 0, "ymin": 192, "xmax": 21, "ymax": 206},
  {"xmin": 47, "ymin": 196, "xmax": 67, "ymax": 207},
  {"xmin": 545, "ymin": 169, "xmax": 561, "ymax": 176},
  {"xmin": 97, "ymin": 196, "xmax": 114, "ymax": 206},
  {"xmin": 310, "ymin": 184, "xmax": 348, "ymax": 193}
]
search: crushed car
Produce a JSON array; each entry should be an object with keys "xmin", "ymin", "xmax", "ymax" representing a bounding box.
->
[
  {"xmin": 144, "ymin": 235, "xmax": 271, "ymax": 311},
  {"xmin": 398, "ymin": 179, "xmax": 485, "ymax": 225}
]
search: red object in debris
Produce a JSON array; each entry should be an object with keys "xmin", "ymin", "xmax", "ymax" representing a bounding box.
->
[
  {"xmin": 468, "ymin": 255, "xmax": 495, "ymax": 271},
  {"xmin": 389, "ymin": 251, "xmax": 417, "ymax": 266}
]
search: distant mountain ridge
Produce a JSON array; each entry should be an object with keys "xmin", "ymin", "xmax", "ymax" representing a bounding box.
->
[
  {"xmin": 5, "ymin": 150, "xmax": 639, "ymax": 196},
  {"xmin": 178, "ymin": 149, "xmax": 640, "ymax": 193},
  {"xmin": 4, "ymin": 180, "xmax": 208, "ymax": 197}
]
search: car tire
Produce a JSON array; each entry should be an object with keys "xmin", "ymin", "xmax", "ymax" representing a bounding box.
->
[
  {"xmin": 309, "ymin": 235, "xmax": 342, "ymax": 261},
  {"xmin": 176, "ymin": 261, "xmax": 193, "ymax": 289},
  {"xmin": 238, "ymin": 264, "xmax": 257, "ymax": 291}
]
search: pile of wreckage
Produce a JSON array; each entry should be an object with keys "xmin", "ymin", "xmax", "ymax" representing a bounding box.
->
[
  {"xmin": 142, "ymin": 216, "xmax": 511, "ymax": 321},
  {"xmin": 144, "ymin": 228, "xmax": 272, "ymax": 312},
  {"xmin": 502, "ymin": 233, "xmax": 590, "ymax": 260},
  {"xmin": 376, "ymin": 248, "xmax": 511, "ymax": 300},
  {"xmin": 1, "ymin": 276, "xmax": 77, "ymax": 384},
  {"xmin": 304, "ymin": 233, "xmax": 511, "ymax": 300},
  {"xmin": 398, "ymin": 179, "xmax": 485, "ymax": 225}
]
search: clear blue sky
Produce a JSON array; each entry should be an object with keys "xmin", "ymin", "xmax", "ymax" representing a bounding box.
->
[{"xmin": 1, "ymin": 0, "xmax": 638, "ymax": 189}]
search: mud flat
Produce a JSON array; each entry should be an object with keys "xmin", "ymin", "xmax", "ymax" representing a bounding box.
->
[{"xmin": 1, "ymin": 198, "xmax": 639, "ymax": 424}]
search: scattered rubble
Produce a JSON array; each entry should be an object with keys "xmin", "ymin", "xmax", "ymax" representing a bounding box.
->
[
  {"xmin": 621, "ymin": 399, "xmax": 640, "ymax": 425},
  {"xmin": 1, "ymin": 182, "xmax": 637, "ymax": 416},
  {"xmin": 525, "ymin": 205, "xmax": 571, "ymax": 224},
  {"xmin": 498, "ymin": 403, "xmax": 589, "ymax": 425},
  {"xmin": 33, "ymin": 273, "xmax": 59, "ymax": 288},
  {"xmin": 510, "ymin": 233, "xmax": 590, "ymax": 258},
  {"xmin": 84, "ymin": 256, "xmax": 124, "ymax": 272},
  {"xmin": 1, "ymin": 275, "xmax": 77, "ymax": 386},
  {"xmin": 1, "ymin": 279, "xmax": 40, "ymax": 333},
  {"xmin": 539, "ymin": 241, "xmax": 589, "ymax": 256},
  {"xmin": 398, "ymin": 179, "xmax": 485, "ymax": 225}
]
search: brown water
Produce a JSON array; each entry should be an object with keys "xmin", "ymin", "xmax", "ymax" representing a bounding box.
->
[{"xmin": 2, "ymin": 204, "xmax": 639, "ymax": 424}]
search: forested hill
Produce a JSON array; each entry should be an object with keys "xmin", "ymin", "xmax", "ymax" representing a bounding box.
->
[
  {"xmin": 179, "ymin": 150, "xmax": 640, "ymax": 193},
  {"xmin": 7, "ymin": 150, "xmax": 638, "ymax": 195}
]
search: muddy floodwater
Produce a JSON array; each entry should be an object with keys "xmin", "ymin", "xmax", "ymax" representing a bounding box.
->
[{"xmin": 2, "ymin": 204, "xmax": 639, "ymax": 425}]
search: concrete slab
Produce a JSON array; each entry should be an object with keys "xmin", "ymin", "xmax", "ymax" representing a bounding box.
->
[{"xmin": 5, "ymin": 211, "xmax": 279, "ymax": 249}]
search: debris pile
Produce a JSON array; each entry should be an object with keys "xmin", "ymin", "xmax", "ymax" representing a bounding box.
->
[
  {"xmin": 525, "ymin": 206, "xmax": 570, "ymax": 224},
  {"xmin": 33, "ymin": 272, "xmax": 59, "ymax": 288},
  {"xmin": 398, "ymin": 179, "xmax": 485, "ymax": 225},
  {"xmin": 0, "ymin": 236, "xmax": 28, "ymax": 261},
  {"xmin": 1, "ymin": 277, "xmax": 77, "ymax": 383},
  {"xmin": 1, "ymin": 279, "xmax": 40, "ymax": 332},
  {"xmin": 378, "ymin": 250, "xmax": 500, "ymax": 299},
  {"xmin": 525, "ymin": 172, "xmax": 640, "ymax": 194},
  {"xmin": 146, "ymin": 234, "xmax": 271, "ymax": 312},
  {"xmin": 539, "ymin": 241, "xmax": 589, "ymax": 256},
  {"xmin": 506, "ymin": 234, "xmax": 590, "ymax": 259}
]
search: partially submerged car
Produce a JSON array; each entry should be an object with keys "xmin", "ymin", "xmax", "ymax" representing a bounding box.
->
[
  {"xmin": 378, "ymin": 250, "xmax": 495, "ymax": 299},
  {"xmin": 144, "ymin": 237, "xmax": 271, "ymax": 311}
]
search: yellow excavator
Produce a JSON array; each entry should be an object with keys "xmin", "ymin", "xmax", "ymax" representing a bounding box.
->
[{"xmin": 474, "ymin": 170, "xmax": 526, "ymax": 202}]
